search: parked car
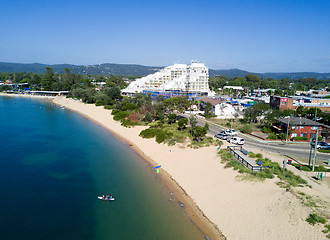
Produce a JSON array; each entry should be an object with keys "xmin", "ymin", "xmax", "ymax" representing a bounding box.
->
[
  {"xmin": 221, "ymin": 133, "xmax": 230, "ymax": 140},
  {"xmin": 225, "ymin": 129, "xmax": 238, "ymax": 136},
  {"xmin": 229, "ymin": 137, "xmax": 245, "ymax": 145},
  {"xmin": 214, "ymin": 134, "xmax": 222, "ymax": 139},
  {"xmin": 310, "ymin": 141, "xmax": 329, "ymax": 149},
  {"xmin": 215, "ymin": 133, "xmax": 229, "ymax": 140}
]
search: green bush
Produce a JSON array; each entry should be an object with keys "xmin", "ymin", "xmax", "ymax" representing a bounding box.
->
[
  {"xmin": 121, "ymin": 119, "xmax": 139, "ymax": 127},
  {"xmin": 248, "ymin": 152, "xmax": 256, "ymax": 158},
  {"xmin": 218, "ymin": 149, "xmax": 234, "ymax": 161},
  {"xmin": 121, "ymin": 102, "xmax": 137, "ymax": 111},
  {"xmin": 262, "ymin": 126, "xmax": 272, "ymax": 133},
  {"xmin": 104, "ymin": 105, "xmax": 113, "ymax": 110},
  {"xmin": 291, "ymin": 163, "xmax": 330, "ymax": 172},
  {"xmin": 278, "ymin": 132, "xmax": 287, "ymax": 140},
  {"xmin": 267, "ymin": 133, "xmax": 278, "ymax": 139},
  {"xmin": 113, "ymin": 111, "xmax": 129, "ymax": 121},
  {"xmin": 95, "ymin": 99, "xmax": 107, "ymax": 106},
  {"xmin": 139, "ymin": 128, "xmax": 169, "ymax": 144},
  {"xmin": 256, "ymin": 153, "xmax": 263, "ymax": 159},
  {"xmin": 111, "ymin": 109, "xmax": 121, "ymax": 115},
  {"xmin": 292, "ymin": 136, "xmax": 308, "ymax": 141},
  {"xmin": 255, "ymin": 168, "xmax": 274, "ymax": 179},
  {"xmin": 306, "ymin": 213, "xmax": 327, "ymax": 225},
  {"xmin": 139, "ymin": 128, "xmax": 161, "ymax": 138},
  {"xmin": 240, "ymin": 125, "xmax": 252, "ymax": 134},
  {"xmin": 319, "ymin": 149, "xmax": 330, "ymax": 153},
  {"xmin": 155, "ymin": 131, "xmax": 168, "ymax": 143}
]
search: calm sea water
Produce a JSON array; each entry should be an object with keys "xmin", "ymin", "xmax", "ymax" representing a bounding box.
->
[{"xmin": 0, "ymin": 96, "xmax": 204, "ymax": 240}]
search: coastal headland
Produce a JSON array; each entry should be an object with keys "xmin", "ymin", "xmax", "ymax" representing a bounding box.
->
[{"xmin": 3, "ymin": 93, "xmax": 328, "ymax": 240}]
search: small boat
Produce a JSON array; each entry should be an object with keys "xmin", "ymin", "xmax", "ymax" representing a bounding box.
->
[{"xmin": 98, "ymin": 195, "xmax": 115, "ymax": 201}]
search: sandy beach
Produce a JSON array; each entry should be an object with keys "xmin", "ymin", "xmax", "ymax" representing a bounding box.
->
[{"xmin": 23, "ymin": 95, "xmax": 329, "ymax": 239}]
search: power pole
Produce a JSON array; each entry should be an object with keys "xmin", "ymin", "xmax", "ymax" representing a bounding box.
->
[
  {"xmin": 308, "ymin": 143, "xmax": 313, "ymax": 168},
  {"xmin": 312, "ymin": 108, "xmax": 318, "ymax": 172},
  {"xmin": 285, "ymin": 116, "xmax": 290, "ymax": 145}
]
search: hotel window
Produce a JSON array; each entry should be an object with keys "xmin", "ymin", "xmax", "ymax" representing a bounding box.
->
[
  {"xmin": 300, "ymin": 126, "xmax": 304, "ymax": 129},
  {"xmin": 311, "ymin": 126, "xmax": 318, "ymax": 130},
  {"xmin": 291, "ymin": 133, "xmax": 297, "ymax": 137},
  {"xmin": 281, "ymin": 101, "xmax": 286, "ymax": 105}
]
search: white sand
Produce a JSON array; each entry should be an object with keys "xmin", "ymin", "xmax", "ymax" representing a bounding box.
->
[{"xmin": 51, "ymin": 96, "xmax": 328, "ymax": 240}]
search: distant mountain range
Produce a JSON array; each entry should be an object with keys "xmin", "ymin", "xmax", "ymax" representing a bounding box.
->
[{"xmin": 0, "ymin": 62, "xmax": 329, "ymax": 80}]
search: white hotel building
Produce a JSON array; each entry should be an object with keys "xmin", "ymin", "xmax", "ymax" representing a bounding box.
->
[{"xmin": 121, "ymin": 61, "xmax": 209, "ymax": 96}]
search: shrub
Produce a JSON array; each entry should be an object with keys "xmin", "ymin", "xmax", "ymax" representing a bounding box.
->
[
  {"xmin": 240, "ymin": 125, "xmax": 252, "ymax": 134},
  {"xmin": 113, "ymin": 111, "xmax": 129, "ymax": 121},
  {"xmin": 95, "ymin": 99, "xmax": 106, "ymax": 106},
  {"xmin": 218, "ymin": 149, "xmax": 234, "ymax": 162},
  {"xmin": 156, "ymin": 131, "xmax": 168, "ymax": 143},
  {"xmin": 262, "ymin": 126, "xmax": 272, "ymax": 133},
  {"xmin": 278, "ymin": 132, "xmax": 287, "ymax": 140},
  {"xmin": 143, "ymin": 112, "xmax": 153, "ymax": 123},
  {"xmin": 111, "ymin": 109, "xmax": 121, "ymax": 115},
  {"xmin": 267, "ymin": 133, "xmax": 278, "ymax": 139},
  {"xmin": 104, "ymin": 105, "xmax": 113, "ymax": 110},
  {"xmin": 306, "ymin": 213, "xmax": 327, "ymax": 225},
  {"xmin": 248, "ymin": 152, "xmax": 256, "ymax": 158},
  {"xmin": 319, "ymin": 149, "xmax": 330, "ymax": 153},
  {"xmin": 256, "ymin": 153, "xmax": 263, "ymax": 159},
  {"xmin": 139, "ymin": 128, "xmax": 161, "ymax": 138},
  {"xmin": 255, "ymin": 168, "xmax": 274, "ymax": 179},
  {"xmin": 292, "ymin": 136, "xmax": 308, "ymax": 141},
  {"xmin": 121, "ymin": 119, "xmax": 139, "ymax": 127},
  {"xmin": 139, "ymin": 128, "xmax": 169, "ymax": 144}
]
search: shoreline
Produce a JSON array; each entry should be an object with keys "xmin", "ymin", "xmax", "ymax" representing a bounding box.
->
[
  {"xmin": 3, "ymin": 93, "xmax": 328, "ymax": 240},
  {"xmin": 48, "ymin": 96, "xmax": 224, "ymax": 239},
  {"xmin": 1, "ymin": 93, "xmax": 223, "ymax": 238}
]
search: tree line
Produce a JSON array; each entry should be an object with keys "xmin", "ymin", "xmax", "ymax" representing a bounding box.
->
[{"xmin": 209, "ymin": 74, "xmax": 330, "ymax": 95}]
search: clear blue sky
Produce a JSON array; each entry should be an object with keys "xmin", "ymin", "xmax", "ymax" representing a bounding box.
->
[{"xmin": 1, "ymin": 0, "xmax": 329, "ymax": 72}]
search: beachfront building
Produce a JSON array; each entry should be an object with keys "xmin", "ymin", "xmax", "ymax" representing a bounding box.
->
[
  {"xmin": 200, "ymin": 97, "xmax": 240, "ymax": 118},
  {"xmin": 121, "ymin": 61, "xmax": 209, "ymax": 98}
]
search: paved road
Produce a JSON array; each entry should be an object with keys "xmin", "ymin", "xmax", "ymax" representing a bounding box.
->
[{"xmin": 181, "ymin": 113, "xmax": 330, "ymax": 165}]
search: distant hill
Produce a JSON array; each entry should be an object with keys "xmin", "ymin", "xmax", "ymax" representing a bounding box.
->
[
  {"xmin": 0, "ymin": 62, "xmax": 329, "ymax": 80},
  {"xmin": 0, "ymin": 62, "xmax": 163, "ymax": 76}
]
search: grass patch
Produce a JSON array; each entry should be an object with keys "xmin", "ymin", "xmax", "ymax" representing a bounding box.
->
[
  {"xmin": 220, "ymin": 149, "xmax": 309, "ymax": 187},
  {"xmin": 306, "ymin": 213, "xmax": 327, "ymax": 225},
  {"xmin": 291, "ymin": 163, "xmax": 330, "ymax": 172},
  {"xmin": 319, "ymin": 149, "xmax": 330, "ymax": 153},
  {"xmin": 139, "ymin": 122, "xmax": 220, "ymax": 148}
]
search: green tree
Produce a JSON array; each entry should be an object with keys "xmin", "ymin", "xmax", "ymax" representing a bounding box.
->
[
  {"xmin": 189, "ymin": 115, "xmax": 198, "ymax": 136},
  {"xmin": 42, "ymin": 67, "xmax": 55, "ymax": 90},
  {"xmin": 204, "ymin": 102, "xmax": 213, "ymax": 116},
  {"xmin": 192, "ymin": 126, "xmax": 207, "ymax": 142},
  {"xmin": 178, "ymin": 118, "xmax": 188, "ymax": 131},
  {"xmin": 143, "ymin": 112, "xmax": 153, "ymax": 123},
  {"xmin": 167, "ymin": 113, "xmax": 177, "ymax": 124},
  {"xmin": 296, "ymin": 106, "xmax": 306, "ymax": 116},
  {"xmin": 204, "ymin": 122, "xmax": 209, "ymax": 131}
]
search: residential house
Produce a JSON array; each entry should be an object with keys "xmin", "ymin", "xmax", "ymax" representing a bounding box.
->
[{"xmin": 275, "ymin": 117, "xmax": 323, "ymax": 140}]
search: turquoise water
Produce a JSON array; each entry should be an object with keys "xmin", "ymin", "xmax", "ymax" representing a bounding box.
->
[{"xmin": 0, "ymin": 96, "xmax": 204, "ymax": 240}]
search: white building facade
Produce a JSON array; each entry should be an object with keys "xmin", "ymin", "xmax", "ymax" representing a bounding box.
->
[{"xmin": 122, "ymin": 61, "xmax": 209, "ymax": 95}]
